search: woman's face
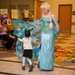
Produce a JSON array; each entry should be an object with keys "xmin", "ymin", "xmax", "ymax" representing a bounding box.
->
[{"xmin": 42, "ymin": 8, "xmax": 49, "ymax": 15}]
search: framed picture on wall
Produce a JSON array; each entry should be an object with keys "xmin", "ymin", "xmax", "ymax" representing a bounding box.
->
[
  {"xmin": 11, "ymin": 9, "xmax": 18, "ymax": 19},
  {"xmin": 0, "ymin": 9, "xmax": 8, "ymax": 15},
  {"xmin": 24, "ymin": 10, "xmax": 29, "ymax": 18},
  {"xmin": 0, "ymin": 9, "xmax": 8, "ymax": 20}
]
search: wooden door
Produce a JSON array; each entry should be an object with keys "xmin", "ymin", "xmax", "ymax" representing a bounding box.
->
[
  {"xmin": 36, "ymin": 1, "xmax": 43, "ymax": 19},
  {"xmin": 59, "ymin": 5, "xmax": 72, "ymax": 33}
]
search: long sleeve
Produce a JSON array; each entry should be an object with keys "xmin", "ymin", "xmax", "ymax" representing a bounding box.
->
[
  {"xmin": 18, "ymin": 38, "xmax": 23, "ymax": 42},
  {"xmin": 51, "ymin": 14, "xmax": 60, "ymax": 39}
]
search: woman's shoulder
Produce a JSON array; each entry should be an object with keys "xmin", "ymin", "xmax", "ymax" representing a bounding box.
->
[
  {"xmin": 51, "ymin": 14, "xmax": 55, "ymax": 18},
  {"xmin": 51, "ymin": 14, "xmax": 57, "ymax": 21}
]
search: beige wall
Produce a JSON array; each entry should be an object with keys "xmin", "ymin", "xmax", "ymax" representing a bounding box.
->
[{"xmin": 45, "ymin": 0, "xmax": 75, "ymax": 22}]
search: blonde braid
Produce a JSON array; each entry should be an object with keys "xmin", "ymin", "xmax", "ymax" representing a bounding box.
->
[{"xmin": 49, "ymin": 12, "xmax": 53, "ymax": 29}]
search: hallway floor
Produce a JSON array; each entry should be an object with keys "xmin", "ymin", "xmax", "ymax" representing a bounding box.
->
[{"xmin": 0, "ymin": 33, "xmax": 75, "ymax": 75}]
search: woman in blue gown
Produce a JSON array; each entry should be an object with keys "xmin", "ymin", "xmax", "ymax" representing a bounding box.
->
[
  {"xmin": 38, "ymin": 2, "xmax": 60, "ymax": 70},
  {"xmin": 13, "ymin": 2, "xmax": 60, "ymax": 71}
]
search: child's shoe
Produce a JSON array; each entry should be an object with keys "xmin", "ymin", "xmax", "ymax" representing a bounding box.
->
[
  {"xmin": 22, "ymin": 66, "xmax": 25, "ymax": 70},
  {"xmin": 29, "ymin": 65, "xmax": 33, "ymax": 72}
]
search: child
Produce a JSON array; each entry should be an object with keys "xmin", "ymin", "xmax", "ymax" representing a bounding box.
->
[{"xmin": 18, "ymin": 30, "xmax": 33, "ymax": 72}]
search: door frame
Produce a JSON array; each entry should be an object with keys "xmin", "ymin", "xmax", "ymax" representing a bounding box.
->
[
  {"xmin": 58, "ymin": 4, "xmax": 72, "ymax": 34},
  {"xmin": 34, "ymin": 0, "xmax": 44, "ymax": 20}
]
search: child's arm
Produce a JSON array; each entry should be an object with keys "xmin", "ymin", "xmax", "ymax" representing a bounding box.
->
[{"xmin": 18, "ymin": 38, "xmax": 23, "ymax": 42}]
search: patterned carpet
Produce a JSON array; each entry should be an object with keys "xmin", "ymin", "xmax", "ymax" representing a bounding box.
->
[
  {"xmin": 55, "ymin": 33, "xmax": 75, "ymax": 48},
  {"xmin": 0, "ymin": 48, "xmax": 75, "ymax": 63},
  {"xmin": 54, "ymin": 33, "xmax": 75, "ymax": 63},
  {"xmin": 54, "ymin": 46, "xmax": 75, "ymax": 63}
]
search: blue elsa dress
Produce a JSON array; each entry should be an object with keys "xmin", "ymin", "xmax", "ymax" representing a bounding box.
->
[
  {"xmin": 38, "ymin": 15, "xmax": 60, "ymax": 70},
  {"xmin": 13, "ymin": 14, "xmax": 60, "ymax": 69}
]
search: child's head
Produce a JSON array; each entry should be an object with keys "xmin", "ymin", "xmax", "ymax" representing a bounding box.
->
[{"xmin": 25, "ymin": 30, "xmax": 31, "ymax": 37}]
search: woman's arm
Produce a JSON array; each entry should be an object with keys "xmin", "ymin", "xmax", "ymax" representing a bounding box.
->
[{"xmin": 51, "ymin": 14, "xmax": 60, "ymax": 39}]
